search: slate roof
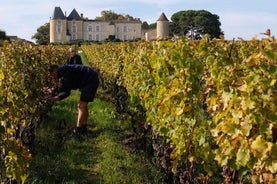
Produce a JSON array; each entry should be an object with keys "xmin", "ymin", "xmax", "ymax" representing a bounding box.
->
[
  {"xmin": 52, "ymin": 7, "xmax": 66, "ymax": 19},
  {"xmin": 141, "ymin": 21, "xmax": 150, "ymax": 29},
  {"xmin": 157, "ymin": 12, "xmax": 169, "ymax": 21},
  {"xmin": 67, "ymin": 8, "xmax": 82, "ymax": 20}
]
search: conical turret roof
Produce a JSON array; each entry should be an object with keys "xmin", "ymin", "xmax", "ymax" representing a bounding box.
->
[
  {"xmin": 157, "ymin": 12, "xmax": 169, "ymax": 21},
  {"xmin": 52, "ymin": 7, "xmax": 66, "ymax": 19},
  {"xmin": 67, "ymin": 8, "xmax": 82, "ymax": 20}
]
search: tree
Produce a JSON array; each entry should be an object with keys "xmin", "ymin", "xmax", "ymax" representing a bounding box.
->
[
  {"xmin": 149, "ymin": 23, "xmax": 157, "ymax": 29},
  {"xmin": 95, "ymin": 10, "xmax": 136, "ymax": 21},
  {"xmin": 170, "ymin": 10, "xmax": 224, "ymax": 39},
  {"xmin": 32, "ymin": 23, "xmax": 49, "ymax": 45},
  {"xmin": 0, "ymin": 29, "xmax": 7, "ymax": 40}
]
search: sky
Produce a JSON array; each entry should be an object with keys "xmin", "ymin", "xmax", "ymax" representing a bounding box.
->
[{"xmin": 0, "ymin": 0, "xmax": 276, "ymax": 42}]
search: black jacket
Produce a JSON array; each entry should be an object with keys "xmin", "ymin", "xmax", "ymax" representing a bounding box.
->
[
  {"xmin": 66, "ymin": 54, "xmax": 83, "ymax": 65},
  {"xmin": 56, "ymin": 65, "xmax": 98, "ymax": 100}
]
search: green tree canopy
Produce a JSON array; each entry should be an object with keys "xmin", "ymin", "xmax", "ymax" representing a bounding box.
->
[
  {"xmin": 95, "ymin": 10, "xmax": 136, "ymax": 21},
  {"xmin": 170, "ymin": 10, "xmax": 224, "ymax": 39},
  {"xmin": 32, "ymin": 23, "xmax": 49, "ymax": 45},
  {"xmin": 0, "ymin": 30, "xmax": 7, "ymax": 40}
]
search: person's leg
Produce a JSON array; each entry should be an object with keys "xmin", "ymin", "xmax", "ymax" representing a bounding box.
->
[
  {"xmin": 77, "ymin": 79, "xmax": 99, "ymax": 134},
  {"xmin": 77, "ymin": 101, "xmax": 88, "ymax": 129}
]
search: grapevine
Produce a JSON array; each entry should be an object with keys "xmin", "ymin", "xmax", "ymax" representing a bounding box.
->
[{"xmin": 82, "ymin": 36, "xmax": 277, "ymax": 183}]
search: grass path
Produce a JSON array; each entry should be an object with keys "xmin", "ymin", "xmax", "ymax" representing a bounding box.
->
[{"xmin": 27, "ymin": 90, "xmax": 164, "ymax": 183}]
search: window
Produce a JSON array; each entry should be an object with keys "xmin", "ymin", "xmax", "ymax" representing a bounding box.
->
[
  {"xmin": 56, "ymin": 20, "xmax": 62, "ymax": 32},
  {"xmin": 123, "ymin": 26, "xmax": 127, "ymax": 32},
  {"xmin": 88, "ymin": 25, "xmax": 92, "ymax": 32},
  {"xmin": 72, "ymin": 34, "xmax": 77, "ymax": 40},
  {"xmin": 95, "ymin": 34, "xmax": 100, "ymax": 41},
  {"xmin": 96, "ymin": 25, "xmax": 100, "ymax": 32},
  {"xmin": 72, "ymin": 25, "xmax": 77, "ymax": 33},
  {"xmin": 57, "ymin": 25, "xmax": 61, "ymax": 33},
  {"xmin": 89, "ymin": 34, "xmax": 92, "ymax": 40},
  {"xmin": 57, "ymin": 34, "xmax": 61, "ymax": 41},
  {"xmin": 123, "ymin": 35, "xmax": 128, "ymax": 41}
]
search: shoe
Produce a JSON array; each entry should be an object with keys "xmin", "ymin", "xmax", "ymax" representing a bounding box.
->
[
  {"xmin": 72, "ymin": 127, "xmax": 85, "ymax": 141},
  {"xmin": 73, "ymin": 125, "xmax": 87, "ymax": 135},
  {"xmin": 82, "ymin": 124, "xmax": 87, "ymax": 135},
  {"xmin": 73, "ymin": 127, "xmax": 83, "ymax": 135}
]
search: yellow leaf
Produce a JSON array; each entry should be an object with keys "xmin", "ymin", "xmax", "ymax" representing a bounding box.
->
[
  {"xmin": 0, "ymin": 69, "xmax": 3, "ymax": 80},
  {"xmin": 251, "ymin": 136, "xmax": 266, "ymax": 153},
  {"xmin": 207, "ymin": 97, "xmax": 218, "ymax": 111},
  {"xmin": 207, "ymin": 97, "xmax": 217, "ymax": 106},
  {"xmin": 237, "ymin": 82, "xmax": 247, "ymax": 92},
  {"xmin": 222, "ymin": 91, "xmax": 232, "ymax": 110},
  {"xmin": 251, "ymin": 136, "xmax": 272, "ymax": 159},
  {"xmin": 176, "ymin": 108, "xmax": 183, "ymax": 116},
  {"xmin": 183, "ymin": 105, "xmax": 191, "ymax": 112},
  {"xmin": 267, "ymin": 162, "xmax": 277, "ymax": 173}
]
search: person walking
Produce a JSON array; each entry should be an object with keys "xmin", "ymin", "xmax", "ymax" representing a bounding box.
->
[
  {"xmin": 66, "ymin": 47, "xmax": 83, "ymax": 65},
  {"xmin": 48, "ymin": 64, "xmax": 99, "ymax": 134}
]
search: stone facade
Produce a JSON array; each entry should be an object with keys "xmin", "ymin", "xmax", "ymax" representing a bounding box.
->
[
  {"xmin": 50, "ymin": 7, "xmax": 169, "ymax": 43},
  {"xmin": 157, "ymin": 13, "xmax": 169, "ymax": 39}
]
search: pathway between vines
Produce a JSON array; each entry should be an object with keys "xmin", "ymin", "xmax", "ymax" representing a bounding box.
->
[{"xmin": 27, "ymin": 91, "xmax": 164, "ymax": 183}]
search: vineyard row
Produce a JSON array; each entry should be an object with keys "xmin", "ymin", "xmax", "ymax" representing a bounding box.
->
[{"xmin": 82, "ymin": 36, "xmax": 277, "ymax": 183}]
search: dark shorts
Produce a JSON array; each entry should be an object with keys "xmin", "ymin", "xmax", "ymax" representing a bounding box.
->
[{"xmin": 80, "ymin": 77, "xmax": 99, "ymax": 102}]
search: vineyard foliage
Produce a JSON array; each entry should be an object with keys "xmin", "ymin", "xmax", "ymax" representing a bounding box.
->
[
  {"xmin": 0, "ymin": 41, "xmax": 67, "ymax": 183},
  {"xmin": 0, "ymin": 36, "xmax": 276, "ymax": 183},
  {"xmin": 82, "ymin": 36, "xmax": 277, "ymax": 182}
]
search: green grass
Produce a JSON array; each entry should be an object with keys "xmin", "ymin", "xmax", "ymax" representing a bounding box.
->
[{"xmin": 26, "ymin": 90, "xmax": 165, "ymax": 183}]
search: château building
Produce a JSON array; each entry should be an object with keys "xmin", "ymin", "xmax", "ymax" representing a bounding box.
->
[{"xmin": 49, "ymin": 7, "xmax": 169, "ymax": 43}]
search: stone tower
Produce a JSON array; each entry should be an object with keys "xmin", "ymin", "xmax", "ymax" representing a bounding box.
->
[
  {"xmin": 50, "ymin": 7, "xmax": 67, "ymax": 43},
  {"xmin": 50, "ymin": 7, "xmax": 84, "ymax": 43},
  {"xmin": 66, "ymin": 8, "xmax": 83, "ymax": 41},
  {"xmin": 156, "ymin": 12, "xmax": 169, "ymax": 39}
]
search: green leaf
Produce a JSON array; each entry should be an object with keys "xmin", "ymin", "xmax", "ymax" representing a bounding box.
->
[
  {"xmin": 245, "ymin": 99, "xmax": 255, "ymax": 110},
  {"xmin": 199, "ymin": 135, "xmax": 205, "ymax": 146},
  {"xmin": 236, "ymin": 148, "xmax": 250, "ymax": 167},
  {"xmin": 159, "ymin": 127, "xmax": 169, "ymax": 135},
  {"xmin": 251, "ymin": 135, "xmax": 268, "ymax": 155},
  {"xmin": 271, "ymin": 144, "xmax": 277, "ymax": 160},
  {"xmin": 221, "ymin": 122, "xmax": 237, "ymax": 135}
]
